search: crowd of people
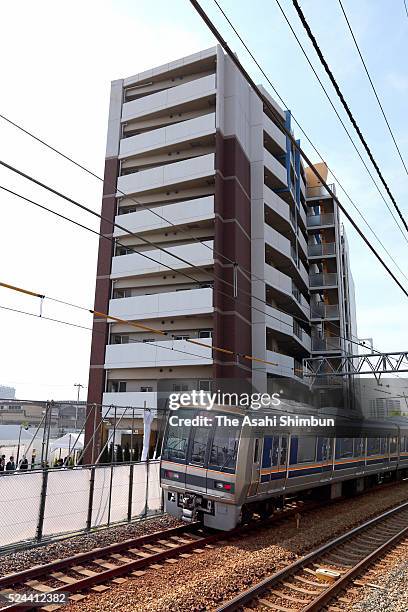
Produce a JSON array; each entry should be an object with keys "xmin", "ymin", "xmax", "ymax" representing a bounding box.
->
[
  {"xmin": 0, "ymin": 454, "xmax": 73, "ymax": 472},
  {"xmin": 0, "ymin": 455, "xmax": 29, "ymax": 472}
]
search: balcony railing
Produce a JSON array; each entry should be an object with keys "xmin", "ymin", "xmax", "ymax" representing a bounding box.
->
[
  {"xmin": 306, "ymin": 213, "xmax": 335, "ymax": 227},
  {"xmin": 311, "ymin": 336, "xmax": 341, "ymax": 351},
  {"xmin": 308, "ymin": 242, "xmax": 336, "ymax": 257},
  {"xmin": 306, "ymin": 184, "xmax": 336, "ymax": 199},
  {"xmin": 311, "ymin": 303, "xmax": 340, "ymax": 319},
  {"xmin": 309, "ymin": 272, "xmax": 338, "ymax": 287}
]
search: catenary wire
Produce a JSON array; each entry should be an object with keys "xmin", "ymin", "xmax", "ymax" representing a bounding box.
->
[
  {"xmin": 188, "ymin": 0, "xmax": 408, "ymax": 300},
  {"xmin": 210, "ymin": 0, "xmax": 408, "ymax": 284},
  {"xmin": 2, "ymin": 181, "xmax": 393, "ymax": 360},
  {"xmin": 337, "ymin": 0, "xmax": 408, "ymax": 179},
  {"xmin": 2, "ymin": 306, "xmax": 405, "ymax": 421},
  {"xmin": 0, "ymin": 10, "xmax": 405, "ymax": 359},
  {"xmin": 291, "ymin": 0, "xmax": 408, "ymax": 237},
  {"xmin": 273, "ymin": 0, "xmax": 408, "ymax": 247}
]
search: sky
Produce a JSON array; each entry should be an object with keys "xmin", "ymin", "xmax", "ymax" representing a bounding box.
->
[{"xmin": 0, "ymin": 0, "xmax": 407, "ymax": 401}]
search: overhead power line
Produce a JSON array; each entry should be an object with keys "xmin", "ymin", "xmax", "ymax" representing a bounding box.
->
[
  {"xmin": 210, "ymin": 0, "xmax": 408, "ymax": 284},
  {"xmin": 291, "ymin": 0, "xmax": 408, "ymax": 237},
  {"xmin": 0, "ymin": 280, "xmax": 287, "ymax": 371},
  {"xmin": 188, "ymin": 0, "xmax": 408, "ymax": 300},
  {"xmin": 273, "ymin": 0, "xmax": 408, "ymax": 248},
  {"xmin": 2, "ymin": 181, "xmax": 388, "ymax": 359},
  {"xmin": 338, "ymin": 0, "xmax": 408, "ymax": 179}
]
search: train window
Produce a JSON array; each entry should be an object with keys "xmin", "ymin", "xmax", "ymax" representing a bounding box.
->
[
  {"xmin": 335, "ymin": 438, "xmax": 354, "ymax": 459},
  {"xmin": 209, "ymin": 420, "xmax": 241, "ymax": 472},
  {"xmin": 354, "ymin": 437, "xmax": 365, "ymax": 457},
  {"xmin": 390, "ymin": 437, "xmax": 398, "ymax": 454},
  {"xmin": 367, "ymin": 437, "xmax": 381, "ymax": 455},
  {"xmin": 189, "ymin": 425, "xmax": 211, "ymax": 466},
  {"xmin": 401, "ymin": 436, "xmax": 408, "ymax": 453},
  {"xmin": 262, "ymin": 436, "xmax": 279, "ymax": 467},
  {"xmin": 291, "ymin": 436, "xmax": 316, "ymax": 464},
  {"xmin": 317, "ymin": 437, "xmax": 332, "ymax": 461},
  {"xmin": 380, "ymin": 437, "xmax": 388, "ymax": 454},
  {"xmin": 253, "ymin": 439, "xmax": 260, "ymax": 463},
  {"xmin": 162, "ymin": 410, "xmax": 191, "ymax": 462}
]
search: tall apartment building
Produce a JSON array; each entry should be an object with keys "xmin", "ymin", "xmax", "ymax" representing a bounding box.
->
[{"xmin": 86, "ymin": 46, "xmax": 357, "ymax": 453}]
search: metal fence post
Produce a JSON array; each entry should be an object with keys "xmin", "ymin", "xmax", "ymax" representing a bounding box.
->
[
  {"xmin": 144, "ymin": 458, "xmax": 150, "ymax": 518},
  {"xmin": 86, "ymin": 467, "xmax": 96, "ymax": 531},
  {"xmin": 36, "ymin": 469, "xmax": 49, "ymax": 541},
  {"xmin": 127, "ymin": 463, "xmax": 134, "ymax": 522}
]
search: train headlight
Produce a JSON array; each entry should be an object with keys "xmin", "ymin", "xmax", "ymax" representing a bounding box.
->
[
  {"xmin": 165, "ymin": 470, "xmax": 180, "ymax": 480},
  {"xmin": 215, "ymin": 481, "xmax": 232, "ymax": 492}
]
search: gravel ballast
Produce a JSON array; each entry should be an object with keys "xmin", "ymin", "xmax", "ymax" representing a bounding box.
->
[
  {"xmin": 0, "ymin": 514, "xmax": 182, "ymax": 577},
  {"xmin": 62, "ymin": 482, "xmax": 408, "ymax": 612}
]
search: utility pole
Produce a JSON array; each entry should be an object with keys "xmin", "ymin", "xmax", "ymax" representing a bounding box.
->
[{"xmin": 74, "ymin": 383, "xmax": 84, "ymax": 431}]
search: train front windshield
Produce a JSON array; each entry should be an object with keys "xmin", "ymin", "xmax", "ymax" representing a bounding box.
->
[{"xmin": 162, "ymin": 410, "xmax": 242, "ymax": 473}]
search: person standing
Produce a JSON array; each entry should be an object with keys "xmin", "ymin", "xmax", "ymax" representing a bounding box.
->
[
  {"xmin": 6, "ymin": 456, "xmax": 15, "ymax": 471},
  {"xmin": 0, "ymin": 455, "xmax": 5, "ymax": 472},
  {"xmin": 20, "ymin": 457, "xmax": 28, "ymax": 471}
]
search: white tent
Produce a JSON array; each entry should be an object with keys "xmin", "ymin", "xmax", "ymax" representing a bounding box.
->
[{"xmin": 50, "ymin": 433, "xmax": 84, "ymax": 452}]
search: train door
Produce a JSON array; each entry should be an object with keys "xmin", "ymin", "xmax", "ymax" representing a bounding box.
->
[
  {"xmin": 280, "ymin": 435, "xmax": 288, "ymax": 486},
  {"xmin": 247, "ymin": 437, "xmax": 261, "ymax": 497},
  {"xmin": 185, "ymin": 419, "xmax": 212, "ymax": 494}
]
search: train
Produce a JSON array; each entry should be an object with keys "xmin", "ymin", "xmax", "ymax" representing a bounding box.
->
[{"xmin": 160, "ymin": 403, "xmax": 408, "ymax": 530}]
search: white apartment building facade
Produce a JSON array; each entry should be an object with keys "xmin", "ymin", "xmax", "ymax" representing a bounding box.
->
[{"xmin": 86, "ymin": 46, "xmax": 357, "ymax": 454}]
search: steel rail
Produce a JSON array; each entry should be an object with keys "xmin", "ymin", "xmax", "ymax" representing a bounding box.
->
[{"xmin": 216, "ymin": 500, "xmax": 408, "ymax": 611}]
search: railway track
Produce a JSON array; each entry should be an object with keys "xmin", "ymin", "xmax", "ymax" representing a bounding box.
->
[
  {"xmin": 217, "ymin": 500, "xmax": 408, "ymax": 612},
  {"xmin": 0, "ymin": 500, "xmax": 314, "ymax": 612}
]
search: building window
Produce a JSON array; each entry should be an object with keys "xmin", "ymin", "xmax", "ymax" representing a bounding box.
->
[
  {"xmin": 198, "ymin": 380, "xmax": 211, "ymax": 392},
  {"xmin": 113, "ymin": 288, "xmax": 132, "ymax": 299},
  {"xmin": 110, "ymin": 381, "xmax": 127, "ymax": 393},
  {"xmin": 113, "ymin": 335, "xmax": 129, "ymax": 344},
  {"xmin": 173, "ymin": 384, "xmax": 189, "ymax": 392},
  {"xmin": 198, "ymin": 330, "xmax": 212, "ymax": 338},
  {"xmin": 141, "ymin": 386, "xmax": 153, "ymax": 392}
]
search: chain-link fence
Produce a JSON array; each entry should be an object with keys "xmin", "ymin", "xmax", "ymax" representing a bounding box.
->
[{"xmin": 0, "ymin": 460, "xmax": 162, "ymax": 550}]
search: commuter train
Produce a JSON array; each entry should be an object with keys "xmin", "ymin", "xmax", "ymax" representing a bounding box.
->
[{"xmin": 160, "ymin": 403, "xmax": 408, "ymax": 530}]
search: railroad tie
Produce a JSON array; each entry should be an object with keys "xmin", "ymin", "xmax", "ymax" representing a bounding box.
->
[
  {"xmin": 128, "ymin": 549, "xmax": 152, "ymax": 558},
  {"xmin": 71, "ymin": 566, "xmax": 99, "ymax": 577},
  {"xmin": 25, "ymin": 580, "xmax": 53, "ymax": 593},
  {"xmin": 50, "ymin": 572, "xmax": 78, "ymax": 585},
  {"xmin": 282, "ymin": 582, "xmax": 320, "ymax": 596},
  {"xmin": 156, "ymin": 540, "xmax": 179, "ymax": 548},
  {"xmin": 269, "ymin": 588, "xmax": 304, "ymax": 604},
  {"xmin": 92, "ymin": 560, "xmax": 120, "ymax": 570},
  {"xmin": 258, "ymin": 599, "xmax": 295, "ymax": 612}
]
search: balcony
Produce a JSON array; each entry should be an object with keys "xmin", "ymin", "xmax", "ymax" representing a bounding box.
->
[
  {"xmin": 306, "ymin": 184, "xmax": 336, "ymax": 199},
  {"xmin": 263, "ymin": 114, "xmax": 286, "ymax": 152},
  {"xmin": 311, "ymin": 336, "xmax": 341, "ymax": 352},
  {"xmin": 121, "ymin": 74, "xmax": 216, "ymax": 122},
  {"xmin": 114, "ymin": 196, "xmax": 214, "ymax": 236},
  {"xmin": 111, "ymin": 240, "xmax": 214, "ymax": 279},
  {"xmin": 308, "ymin": 243, "xmax": 336, "ymax": 258},
  {"xmin": 265, "ymin": 350, "xmax": 304, "ymax": 380},
  {"xmin": 311, "ymin": 303, "xmax": 340, "ymax": 319},
  {"xmin": 105, "ymin": 337, "xmax": 213, "ymax": 369},
  {"xmin": 109, "ymin": 287, "xmax": 213, "ymax": 321},
  {"xmin": 309, "ymin": 272, "xmax": 338, "ymax": 288},
  {"xmin": 264, "ymin": 149, "xmax": 287, "ymax": 188},
  {"xmin": 264, "ymin": 264, "xmax": 310, "ymax": 320},
  {"xmin": 102, "ymin": 392, "xmax": 157, "ymax": 415},
  {"xmin": 306, "ymin": 213, "xmax": 335, "ymax": 228},
  {"xmin": 117, "ymin": 153, "xmax": 215, "ymax": 197},
  {"xmin": 119, "ymin": 113, "xmax": 216, "ymax": 159}
]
